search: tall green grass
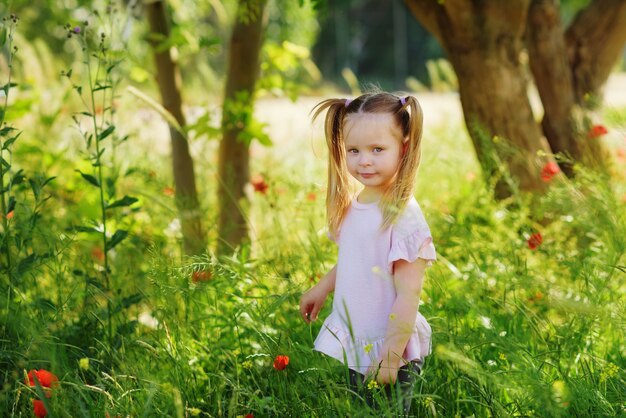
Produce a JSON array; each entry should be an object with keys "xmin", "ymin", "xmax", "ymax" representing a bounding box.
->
[{"xmin": 2, "ymin": 11, "xmax": 626, "ymax": 418}]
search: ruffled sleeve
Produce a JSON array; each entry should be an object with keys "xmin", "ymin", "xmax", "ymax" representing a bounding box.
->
[{"xmin": 388, "ymin": 198, "xmax": 437, "ymax": 269}]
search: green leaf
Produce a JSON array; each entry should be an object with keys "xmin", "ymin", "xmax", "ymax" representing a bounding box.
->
[
  {"xmin": 71, "ymin": 225, "xmax": 101, "ymax": 234},
  {"xmin": 106, "ymin": 195, "xmax": 138, "ymax": 210},
  {"xmin": 0, "ymin": 82, "xmax": 17, "ymax": 96},
  {"xmin": 17, "ymin": 253, "xmax": 37, "ymax": 275},
  {"xmin": 76, "ymin": 170, "xmax": 100, "ymax": 187},
  {"xmin": 2, "ymin": 131, "xmax": 22, "ymax": 149},
  {"xmin": 106, "ymin": 229, "xmax": 129, "ymax": 252},
  {"xmin": 0, "ymin": 126, "xmax": 17, "ymax": 137},
  {"xmin": 7, "ymin": 196, "xmax": 15, "ymax": 213},
  {"xmin": 93, "ymin": 83, "xmax": 112, "ymax": 92},
  {"xmin": 97, "ymin": 125, "xmax": 115, "ymax": 141},
  {"xmin": 121, "ymin": 293, "xmax": 143, "ymax": 308},
  {"xmin": 10, "ymin": 169, "xmax": 25, "ymax": 187}
]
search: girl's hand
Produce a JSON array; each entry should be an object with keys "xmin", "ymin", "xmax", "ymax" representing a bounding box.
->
[
  {"xmin": 366, "ymin": 357, "xmax": 400, "ymax": 385},
  {"xmin": 299, "ymin": 284, "xmax": 328, "ymax": 323}
]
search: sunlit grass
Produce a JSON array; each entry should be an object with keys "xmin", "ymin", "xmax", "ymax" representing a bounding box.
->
[{"xmin": 2, "ymin": 78, "xmax": 626, "ymax": 416}]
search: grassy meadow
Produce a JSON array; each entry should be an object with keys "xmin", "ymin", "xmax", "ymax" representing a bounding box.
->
[{"xmin": 2, "ymin": 16, "xmax": 626, "ymax": 418}]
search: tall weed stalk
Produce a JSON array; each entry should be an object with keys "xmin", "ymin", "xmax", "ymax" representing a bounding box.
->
[{"xmin": 63, "ymin": 11, "xmax": 139, "ymax": 364}]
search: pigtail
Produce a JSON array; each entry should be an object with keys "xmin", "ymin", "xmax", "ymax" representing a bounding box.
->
[
  {"xmin": 311, "ymin": 99, "xmax": 354, "ymax": 239},
  {"xmin": 380, "ymin": 95, "xmax": 424, "ymax": 229}
]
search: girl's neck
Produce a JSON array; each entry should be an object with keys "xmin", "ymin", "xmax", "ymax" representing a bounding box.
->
[{"xmin": 356, "ymin": 188, "xmax": 383, "ymax": 204}]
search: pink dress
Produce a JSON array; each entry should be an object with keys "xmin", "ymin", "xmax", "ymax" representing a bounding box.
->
[{"xmin": 314, "ymin": 197, "xmax": 436, "ymax": 373}]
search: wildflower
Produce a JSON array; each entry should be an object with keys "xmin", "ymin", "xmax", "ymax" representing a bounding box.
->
[
  {"xmin": 367, "ymin": 380, "xmax": 379, "ymax": 390},
  {"xmin": 487, "ymin": 359, "xmax": 497, "ymax": 367},
  {"xmin": 6, "ymin": 210, "xmax": 14, "ymax": 220},
  {"xmin": 250, "ymin": 175, "xmax": 269, "ymax": 194},
  {"xmin": 192, "ymin": 270, "xmax": 212, "ymax": 283},
  {"xmin": 26, "ymin": 369, "xmax": 59, "ymax": 389},
  {"xmin": 600, "ymin": 362, "xmax": 620, "ymax": 382},
  {"xmin": 529, "ymin": 290, "xmax": 544, "ymax": 302},
  {"xmin": 242, "ymin": 360, "xmax": 253, "ymax": 369},
  {"xmin": 91, "ymin": 247, "xmax": 105, "ymax": 262},
  {"xmin": 527, "ymin": 232, "xmax": 543, "ymax": 250},
  {"xmin": 306, "ymin": 192, "xmax": 317, "ymax": 201},
  {"xmin": 588, "ymin": 124, "xmax": 608, "ymax": 138},
  {"xmin": 499, "ymin": 353, "xmax": 507, "ymax": 361},
  {"xmin": 188, "ymin": 408, "xmax": 201, "ymax": 416},
  {"xmin": 163, "ymin": 186, "xmax": 175, "ymax": 197},
  {"xmin": 33, "ymin": 399, "xmax": 47, "ymax": 418},
  {"xmin": 389, "ymin": 313, "xmax": 396, "ymax": 320},
  {"xmin": 245, "ymin": 414, "xmax": 254, "ymax": 418},
  {"xmin": 422, "ymin": 396, "xmax": 433, "ymax": 408},
  {"xmin": 79, "ymin": 358, "xmax": 90, "ymax": 371},
  {"xmin": 73, "ymin": 26, "xmax": 81, "ymax": 34},
  {"xmin": 26, "ymin": 370, "xmax": 58, "ymax": 418},
  {"xmin": 273, "ymin": 355, "xmax": 289, "ymax": 370},
  {"xmin": 541, "ymin": 161, "xmax": 560, "ymax": 182},
  {"xmin": 363, "ymin": 344, "xmax": 373, "ymax": 354}
]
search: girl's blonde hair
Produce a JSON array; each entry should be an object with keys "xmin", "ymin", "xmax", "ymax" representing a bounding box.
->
[{"xmin": 312, "ymin": 92, "xmax": 424, "ymax": 239}]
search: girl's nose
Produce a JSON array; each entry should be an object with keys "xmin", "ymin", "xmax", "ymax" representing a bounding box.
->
[{"xmin": 358, "ymin": 154, "xmax": 372, "ymax": 166}]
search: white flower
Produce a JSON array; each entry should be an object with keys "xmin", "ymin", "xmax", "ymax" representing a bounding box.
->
[
  {"xmin": 479, "ymin": 315, "xmax": 492, "ymax": 329},
  {"xmin": 164, "ymin": 218, "xmax": 182, "ymax": 238}
]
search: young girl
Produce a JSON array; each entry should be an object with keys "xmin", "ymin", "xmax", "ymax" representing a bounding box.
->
[{"xmin": 299, "ymin": 92, "xmax": 436, "ymax": 413}]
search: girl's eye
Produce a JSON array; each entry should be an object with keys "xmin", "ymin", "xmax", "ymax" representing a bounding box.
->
[
  {"xmin": 347, "ymin": 149, "xmax": 358, "ymax": 154},
  {"xmin": 373, "ymin": 147, "xmax": 383, "ymax": 152}
]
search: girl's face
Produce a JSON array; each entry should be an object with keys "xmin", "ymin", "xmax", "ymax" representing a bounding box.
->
[{"xmin": 343, "ymin": 113, "xmax": 404, "ymax": 197}]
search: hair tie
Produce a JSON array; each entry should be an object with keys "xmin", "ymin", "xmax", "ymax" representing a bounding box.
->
[
  {"xmin": 400, "ymin": 96, "xmax": 407, "ymax": 106},
  {"xmin": 345, "ymin": 99, "xmax": 352, "ymax": 108}
]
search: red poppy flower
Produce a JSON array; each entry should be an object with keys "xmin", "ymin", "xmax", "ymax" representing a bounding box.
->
[
  {"xmin": 540, "ymin": 162, "xmax": 560, "ymax": 182},
  {"xmin": 192, "ymin": 270, "xmax": 212, "ymax": 283},
  {"xmin": 245, "ymin": 414, "xmax": 254, "ymax": 418},
  {"xmin": 91, "ymin": 247, "xmax": 105, "ymax": 262},
  {"xmin": 26, "ymin": 370, "xmax": 59, "ymax": 389},
  {"xmin": 251, "ymin": 175, "xmax": 269, "ymax": 194},
  {"xmin": 273, "ymin": 355, "xmax": 289, "ymax": 370},
  {"xmin": 6, "ymin": 210, "xmax": 14, "ymax": 220},
  {"xmin": 527, "ymin": 233, "xmax": 543, "ymax": 250},
  {"xmin": 33, "ymin": 399, "xmax": 47, "ymax": 418},
  {"xmin": 588, "ymin": 124, "xmax": 608, "ymax": 138}
]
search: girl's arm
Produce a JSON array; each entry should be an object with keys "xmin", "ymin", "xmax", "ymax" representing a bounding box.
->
[
  {"xmin": 299, "ymin": 264, "xmax": 337, "ymax": 323},
  {"xmin": 371, "ymin": 258, "xmax": 427, "ymax": 384}
]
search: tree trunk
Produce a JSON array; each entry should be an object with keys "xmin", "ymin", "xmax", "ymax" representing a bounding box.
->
[
  {"xmin": 566, "ymin": 0, "xmax": 626, "ymax": 106},
  {"xmin": 527, "ymin": 0, "xmax": 623, "ymax": 173},
  {"xmin": 217, "ymin": 0, "xmax": 267, "ymax": 255},
  {"xmin": 526, "ymin": 0, "xmax": 581, "ymax": 176},
  {"xmin": 405, "ymin": 0, "xmax": 551, "ymax": 198},
  {"xmin": 146, "ymin": 0, "xmax": 206, "ymax": 256}
]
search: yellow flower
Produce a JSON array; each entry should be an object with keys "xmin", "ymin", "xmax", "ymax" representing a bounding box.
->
[
  {"xmin": 498, "ymin": 353, "xmax": 507, "ymax": 361},
  {"xmin": 363, "ymin": 344, "xmax": 373, "ymax": 354},
  {"xmin": 79, "ymin": 357, "xmax": 90, "ymax": 371},
  {"xmin": 389, "ymin": 313, "xmax": 397, "ymax": 320},
  {"xmin": 367, "ymin": 380, "xmax": 379, "ymax": 390},
  {"xmin": 600, "ymin": 362, "xmax": 620, "ymax": 382},
  {"xmin": 188, "ymin": 408, "xmax": 201, "ymax": 416},
  {"xmin": 242, "ymin": 360, "xmax": 253, "ymax": 369}
]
